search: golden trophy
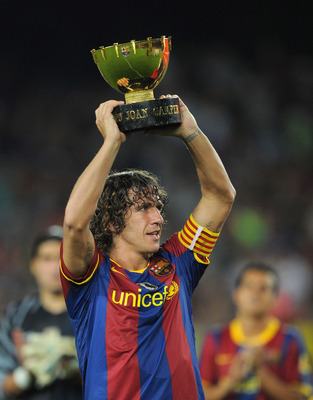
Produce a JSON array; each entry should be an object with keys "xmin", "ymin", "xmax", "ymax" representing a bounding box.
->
[{"xmin": 91, "ymin": 36, "xmax": 181, "ymax": 133}]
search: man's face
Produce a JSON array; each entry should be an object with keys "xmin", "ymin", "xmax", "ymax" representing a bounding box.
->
[
  {"xmin": 30, "ymin": 240, "xmax": 62, "ymax": 294},
  {"xmin": 113, "ymin": 193, "xmax": 164, "ymax": 257},
  {"xmin": 233, "ymin": 269, "xmax": 277, "ymax": 318}
]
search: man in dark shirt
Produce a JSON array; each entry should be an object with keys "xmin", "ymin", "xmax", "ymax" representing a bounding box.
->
[{"xmin": 0, "ymin": 226, "xmax": 82, "ymax": 400}]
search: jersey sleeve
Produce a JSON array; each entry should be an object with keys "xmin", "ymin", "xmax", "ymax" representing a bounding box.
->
[
  {"xmin": 59, "ymin": 240, "xmax": 105, "ymax": 311},
  {"xmin": 178, "ymin": 214, "xmax": 219, "ymax": 264},
  {"xmin": 198, "ymin": 332, "xmax": 217, "ymax": 386},
  {"xmin": 283, "ymin": 328, "xmax": 313, "ymax": 398},
  {"xmin": 59, "ymin": 240, "xmax": 101, "ymax": 287}
]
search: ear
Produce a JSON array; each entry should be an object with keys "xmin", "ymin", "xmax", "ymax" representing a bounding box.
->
[{"xmin": 108, "ymin": 222, "xmax": 116, "ymax": 233}]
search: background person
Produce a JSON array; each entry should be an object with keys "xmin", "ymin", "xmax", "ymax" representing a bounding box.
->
[
  {"xmin": 199, "ymin": 261, "xmax": 313, "ymax": 400},
  {"xmin": 0, "ymin": 226, "xmax": 82, "ymax": 400}
]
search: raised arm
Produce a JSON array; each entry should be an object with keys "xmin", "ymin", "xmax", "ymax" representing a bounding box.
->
[
  {"xmin": 62, "ymin": 100, "xmax": 125, "ymax": 277},
  {"xmin": 182, "ymin": 126, "xmax": 235, "ymax": 233},
  {"xmin": 148, "ymin": 95, "xmax": 236, "ymax": 233}
]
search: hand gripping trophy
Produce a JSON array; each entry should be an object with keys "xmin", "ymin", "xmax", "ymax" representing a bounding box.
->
[{"xmin": 91, "ymin": 36, "xmax": 182, "ymax": 133}]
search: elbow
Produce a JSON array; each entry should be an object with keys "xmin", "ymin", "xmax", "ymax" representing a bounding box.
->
[
  {"xmin": 201, "ymin": 184, "xmax": 236, "ymax": 215},
  {"xmin": 211, "ymin": 182, "xmax": 236, "ymax": 205},
  {"xmin": 202, "ymin": 173, "xmax": 236, "ymax": 205},
  {"xmin": 63, "ymin": 205, "xmax": 92, "ymax": 234},
  {"xmin": 216, "ymin": 185, "xmax": 237, "ymax": 213},
  {"xmin": 225, "ymin": 184, "xmax": 236, "ymax": 204},
  {"xmin": 218, "ymin": 188, "xmax": 236, "ymax": 213},
  {"xmin": 223, "ymin": 186, "xmax": 236, "ymax": 211}
]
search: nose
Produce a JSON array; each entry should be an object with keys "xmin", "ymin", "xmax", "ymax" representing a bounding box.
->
[{"xmin": 151, "ymin": 207, "xmax": 164, "ymax": 224}]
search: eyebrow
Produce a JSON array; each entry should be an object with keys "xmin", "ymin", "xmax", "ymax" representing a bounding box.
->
[{"xmin": 134, "ymin": 199, "xmax": 163, "ymax": 209}]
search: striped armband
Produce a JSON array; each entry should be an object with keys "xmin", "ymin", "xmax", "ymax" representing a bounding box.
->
[{"xmin": 178, "ymin": 214, "xmax": 219, "ymax": 258}]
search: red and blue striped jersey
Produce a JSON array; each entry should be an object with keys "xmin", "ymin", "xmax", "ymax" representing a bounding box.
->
[
  {"xmin": 60, "ymin": 215, "xmax": 219, "ymax": 400},
  {"xmin": 199, "ymin": 318, "xmax": 313, "ymax": 399}
]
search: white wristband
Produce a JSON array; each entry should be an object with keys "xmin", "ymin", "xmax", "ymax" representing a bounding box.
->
[{"xmin": 12, "ymin": 366, "xmax": 32, "ymax": 390}]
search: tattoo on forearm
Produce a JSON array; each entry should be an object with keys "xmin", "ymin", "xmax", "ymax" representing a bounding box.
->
[
  {"xmin": 206, "ymin": 221, "xmax": 214, "ymax": 229},
  {"xmin": 183, "ymin": 128, "xmax": 201, "ymax": 144},
  {"xmin": 206, "ymin": 220, "xmax": 224, "ymax": 233},
  {"xmin": 216, "ymin": 221, "xmax": 224, "ymax": 233}
]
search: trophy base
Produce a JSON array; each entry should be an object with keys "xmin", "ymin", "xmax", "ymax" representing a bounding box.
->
[{"xmin": 112, "ymin": 97, "xmax": 182, "ymax": 133}]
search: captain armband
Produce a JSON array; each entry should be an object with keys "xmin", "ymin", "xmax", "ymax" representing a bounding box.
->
[{"xmin": 178, "ymin": 214, "xmax": 219, "ymax": 263}]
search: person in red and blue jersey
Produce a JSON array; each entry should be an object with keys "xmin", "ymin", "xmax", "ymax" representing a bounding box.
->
[
  {"xmin": 60, "ymin": 95, "xmax": 236, "ymax": 400},
  {"xmin": 199, "ymin": 262, "xmax": 313, "ymax": 400}
]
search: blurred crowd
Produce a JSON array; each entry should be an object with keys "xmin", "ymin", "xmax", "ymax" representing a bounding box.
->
[{"xmin": 1, "ymin": 39, "xmax": 313, "ymax": 357}]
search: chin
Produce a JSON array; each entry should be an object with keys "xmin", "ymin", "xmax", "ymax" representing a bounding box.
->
[
  {"xmin": 145, "ymin": 246, "xmax": 160, "ymax": 257},
  {"xmin": 152, "ymin": 244, "xmax": 161, "ymax": 253},
  {"xmin": 248, "ymin": 310, "xmax": 268, "ymax": 318},
  {"xmin": 51, "ymin": 288, "xmax": 63, "ymax": 295}
]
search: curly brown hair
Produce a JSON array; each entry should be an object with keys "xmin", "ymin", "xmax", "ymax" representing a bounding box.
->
[{"xmin": 90, "ymin": 169, "xmax": 169, "ymax": 253}]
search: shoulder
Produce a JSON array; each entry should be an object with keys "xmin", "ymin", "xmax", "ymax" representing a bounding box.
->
[
  {"xmin": 279, "ymin": 322, "xmax": 304, "ymax": 339},
  {"xmin": 60, "ymin": 246, "xmax": 106, "ymax": 287},
  {"xmin": 4, "ymin": 294, "xmax": 40, "ymax": 315},
  {"xmin": 203, "ymin": 323, "xmax": 229, "ymax": 343},
  {"xmin": 280, "ymin": 323, "xmax": 307, "ymax": 345},
  {"xmin": 1, "ymin": 294, "xmax": 40, "ymax": 327},
  {"xmin": 200, "ymin": 324, "xmax": 230, "ymax": 361},
  {"xmin": 160, "ymin": 232, "xmax": 187, "ymax": 258}
]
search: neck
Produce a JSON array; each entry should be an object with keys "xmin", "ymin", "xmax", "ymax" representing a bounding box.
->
[
  {"xmin": 109, "ymin": 248, "xmax": 150, "ymax": 271},
  {"xmin": 237, "ymin": 313, "xmax": 271, "ymax": 337},
  {"xmin": 40, "ymin": 290, "xmax": 67, "ymax": 314}
]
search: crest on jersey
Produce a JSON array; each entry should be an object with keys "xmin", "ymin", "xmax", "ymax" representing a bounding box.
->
[
  {"xmin": 150, "ymin": 259, "xmax": 173, "ymax": 277},
  {"xmin": 121, "ymin": 46, "xmax": 131, "ymax": 57}
]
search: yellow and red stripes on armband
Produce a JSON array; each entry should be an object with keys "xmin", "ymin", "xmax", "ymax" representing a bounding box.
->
[{"xmin": 178, "ymin": 214, "xmax": 219, "ymax": 257}]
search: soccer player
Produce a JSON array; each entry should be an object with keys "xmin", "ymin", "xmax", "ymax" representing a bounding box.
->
[
  {"xmin": 60, "ymin": 95, "xmax": 236, "ymax": 399},
  {"xmin": 199, "ymin": 262, "xmax": 313, "ymax": 400},
  {"xmin": 0, "ymin": 226, "xmax": 82, "ymax": 400}
]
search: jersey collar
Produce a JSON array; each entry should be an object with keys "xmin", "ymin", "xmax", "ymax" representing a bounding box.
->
[{"xmin": 229, "ymin": 317, "xmax": 280, "ymax": 347}]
